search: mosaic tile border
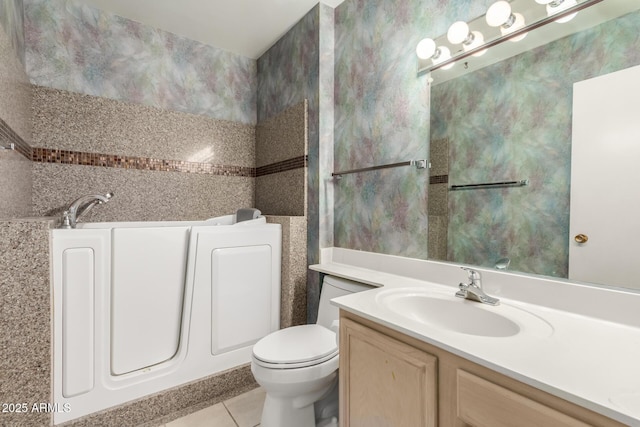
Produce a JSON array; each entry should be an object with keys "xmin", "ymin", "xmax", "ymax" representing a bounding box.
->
[
  {"xmin": 256, "ymin": 155, "xmax": 307, "ymax": 176},
  {"xmin": 31, "ymin": 148, "xmax": 307, "ymax": 177},
  {"xmin": 430, "ymin": 174, "xmax": 449, "ymax": 185},
  {"xmin": 32, "ymin": 147, "xmax": 256, "ymax": 177},
  {"xmin": 1, "ymin": 116, "xmax": 307, "ymax": 177},
  {"xmin": 0, "ymin": 116, "xmax": 31, "ymax": 159}
]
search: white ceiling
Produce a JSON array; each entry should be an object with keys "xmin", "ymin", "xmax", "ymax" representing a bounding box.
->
[{"xmin": 75, "ymin": 0, "xmax": 344, "ymax": 59}]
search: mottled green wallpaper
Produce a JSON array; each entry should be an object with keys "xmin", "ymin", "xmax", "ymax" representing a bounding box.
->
[
  {"xmin": 334, "ymin": 0, "xmax": 488, "ymax": 259},
  {"xmin": 24, "ymin": 0, "xmax": 256, "ymax": 124}
]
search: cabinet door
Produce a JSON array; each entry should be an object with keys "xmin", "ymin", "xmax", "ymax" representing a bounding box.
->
[{"xmin": 340, "ymin": 317, "xmax": 437, "ymax": 427}]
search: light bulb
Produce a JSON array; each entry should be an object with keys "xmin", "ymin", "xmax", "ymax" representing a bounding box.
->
[
  {"xmin": 465, "ymin": 31, "xmax": 487, "ymax": 57},
  {"xmin": 486, "ymin": 1, "xmax": 527, "ymax": 42},
  {"xmin": 416, "ymin": 38, "xmax": 437, "ymax": 60},
  {"xmin": 535, "ymin": 0, "xmax": 554, "ymax": 4},
  {"xmin": 547, "ymin": 0, "xmax": 578, "ymax": 23},
  {"xmin": 433, "ymin": 46, "xmax": 455, "ymax": 70},
  {"xmin": 486, "ymin": 1, "xmax": 512, "ymax": 27},
  {"xmin": 447, "ymin": 21, "xmax": 471, "ymax": 45},
  {"xmin": 502, "ymin": 12, "xmax": 527, "ymax": 41}
]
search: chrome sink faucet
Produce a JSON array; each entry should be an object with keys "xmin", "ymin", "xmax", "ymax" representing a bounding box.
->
[
  {"xmin": 60, "ymin": 192, "xmax": 114, "ymax": 229},
  {"xmin": 456, "ymin": 267, "xmax": 500, "ymax": 306}
]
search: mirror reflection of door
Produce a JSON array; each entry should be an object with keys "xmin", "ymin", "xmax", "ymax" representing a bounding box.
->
[{"xmin": 569, "ymin": 64, "xmax": 640, "ymax": 290}]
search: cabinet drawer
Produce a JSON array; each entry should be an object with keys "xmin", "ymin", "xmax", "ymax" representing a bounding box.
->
[{"xmin": 457, "ymin": 370, "xmax": 590, "ymax": 427}]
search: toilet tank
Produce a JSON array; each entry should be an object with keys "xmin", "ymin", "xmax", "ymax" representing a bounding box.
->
[{"xmin": 316, "ymin": 276, "xmax": 373, "ymax": 329}]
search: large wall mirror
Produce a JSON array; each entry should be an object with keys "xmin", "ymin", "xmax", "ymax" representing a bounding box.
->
[{"xmin": 427, "ymin": 0, "xmax": 640, "ymax": 292}]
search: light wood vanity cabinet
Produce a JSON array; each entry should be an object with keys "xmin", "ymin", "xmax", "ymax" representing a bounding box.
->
[
  {"xmin": 339, "ymin": 312, "xmax": 625, "ymax": 427},
  {"xmin": 339, "ymin": 314, "xmax": 438, "ymax": 427}
]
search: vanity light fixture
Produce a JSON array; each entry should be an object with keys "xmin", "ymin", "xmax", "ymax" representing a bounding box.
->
[
  {"xmin": 446, "ymin": 21, "xmax": 487, "ymax": 56},
  {"xmin": 536, "ymin": 0, "xmax": 579, "ymax": 22},
  {"xmin": 417, "ymin": 0, "xmax": 603, "ymax": 77},
  {"xmin": 485, "ymin": 1, "xmax": 527, "ymax": 42},
  {"xmin": 416, "ymin": 38, "xmax": 455, "ymax": 69}
]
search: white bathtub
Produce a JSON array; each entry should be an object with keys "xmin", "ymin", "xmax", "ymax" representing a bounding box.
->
[{"xmin": 51, "ymin": 214, "xmax": 281, "ymax": 424}]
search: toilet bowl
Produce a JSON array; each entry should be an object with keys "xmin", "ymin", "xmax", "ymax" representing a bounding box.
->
[{"xmin": 251, "ymin": 275, "xmax": 372, "ymax": 427}]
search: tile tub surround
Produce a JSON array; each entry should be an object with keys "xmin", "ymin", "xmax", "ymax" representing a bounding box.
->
[
  {"xmin": 255, "ymin": 101, "xmax": 307, "ymax": 169},
  {"xmin": 29, "ymin": 86, "xmax": 257, "ymax": 221},
  {"xmin": 0, "ymin": 149, "xmax": 32, "ymax": 218},
  {"xmin": 29, "ymin": 87, "xmax": 311, "ymax": 221},
  {"xmin": 31, "ymin": 86, "xmax": 256, "ymax": 167},
  {"xmin": 31, "ymin": 162, "xmax": 256, "ymax": 221},
  {"xmin": 255, "ymin": 101, "xmax": 308, "ymax": 216},
  {"xmin": 266, "ymin": 215, "xmax": 308, "ymax": 328},
  {"xmin": 0, "ymin": 218, "xmax": 53, "ymax": 427}
]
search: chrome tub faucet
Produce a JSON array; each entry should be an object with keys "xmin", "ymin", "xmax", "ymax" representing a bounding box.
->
[
  {"xmin": 60, "ymin": 192, "xmax": 114, "ymax": 229},
  {"xmin": 456, "ymin": 267, "xmax": 500, "ymax": 306}
]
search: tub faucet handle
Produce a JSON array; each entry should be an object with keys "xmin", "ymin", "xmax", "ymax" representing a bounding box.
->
[{"xmin": 60, "ymin": 192, "xmax": 114, "ymax": 229}]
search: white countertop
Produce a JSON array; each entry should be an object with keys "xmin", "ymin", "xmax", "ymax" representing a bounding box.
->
[{"xmin": 311, "ymin": 248, "xmax": 640, "ymax": 426}]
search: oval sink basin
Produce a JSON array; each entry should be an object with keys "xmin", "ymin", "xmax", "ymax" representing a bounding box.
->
[{"xmin": 376, "ymin": 289, "xmax": 553, "ymax": 338}]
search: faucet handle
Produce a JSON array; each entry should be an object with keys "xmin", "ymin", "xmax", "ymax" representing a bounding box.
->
[
  {"xmin": 461, "ymin": 267, "xmax": 481, "ymax": 282},
  {"xmin": 60, "ymin": 211, "xmax": 72, "ymax": 229}
]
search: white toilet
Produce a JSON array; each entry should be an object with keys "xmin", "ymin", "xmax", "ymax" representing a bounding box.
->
[{"xmin": 251, "ymin": 275, "xmax": 372, "ymax": 427}]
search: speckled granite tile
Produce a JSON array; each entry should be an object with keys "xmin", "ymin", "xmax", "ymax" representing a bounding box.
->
[
  {"xmin": 0, "ymin": 219, "xmax": 53, "ymax": 427},
  {"xmin": 428, "ymin": 214, "xmax": 448, "ymax": 261},
  {"xmin": 256, "ymin": 169, "xmax": 305, "ymax": 216},
  {"xmin": 288, "ymin": 216, "xmax": 309, "ymax": 326},
  {"xmin": 428, "ymin": 182, "xmax": 448, "ymax": 216},
  {"xmin": 0, "ymin": 150, "xmax": 32, "ymax": 218},
  {"xmin": 32, "ymin": 86, "xmax": 255, "ymax": 167},
  {"xmin": 255, "ymin": 101, "xmax": 307, "ymax": 167},
  {"xmin": 266, "ymin": 216, "xmax": 307, "ymax": 328},
  {"xmin": 429, "ymin": 137, "xmax": 449, "ymax": 177},
  {"xmin": 62, "ymin": 365, "xmax": 257, "ymax": 427},
  {"xmin": 32, "ymin": 163, "xmax": 254, "ymax": 221},
  {"xmin": 0, "ymin": 369, "xmax": 51, "ymax": 427},
  {"xmin": 0, "ymin": 21, "xmax": 31, "ymax": 143}
]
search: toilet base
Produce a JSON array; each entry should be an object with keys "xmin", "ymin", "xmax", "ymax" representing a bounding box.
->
[
  {"xmin": 258, "ymin": 373, "xmax": 338, "ymax": 427},
  {"xmin": 261, "ymin": 394, "xmax": 315, "ymax": 427}
]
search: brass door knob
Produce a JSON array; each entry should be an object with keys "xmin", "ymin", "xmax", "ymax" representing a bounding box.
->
[{"xmin": 574, "ymin": 234, "xmax": 589, "ymax": 244}]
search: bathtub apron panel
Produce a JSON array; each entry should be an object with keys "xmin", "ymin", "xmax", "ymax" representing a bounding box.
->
[
  {"xmin": 110, "ymin": 227, "xmax": 190, "ymax": 375},
  {"xmin": 189, "ymin": 226, "xmax": 280, "ymax": 355},
  {"xmin": 51, "ymin": 217, "xmax": 282, "ymax": 424}
]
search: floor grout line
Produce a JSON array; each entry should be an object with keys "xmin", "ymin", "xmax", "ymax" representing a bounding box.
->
[{"xmin": 222, "ymin": 401, "xmax": 240, "ymax": 427}]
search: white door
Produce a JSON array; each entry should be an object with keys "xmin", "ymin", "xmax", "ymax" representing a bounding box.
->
[{"xmin": 569, "ymin": 64, "xmax": 640, "ymax": 289}]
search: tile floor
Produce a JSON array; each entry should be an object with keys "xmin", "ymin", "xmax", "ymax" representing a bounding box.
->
[{"xmin": 162, "ymin": 387, "xmax": 265, "ymax": 427}]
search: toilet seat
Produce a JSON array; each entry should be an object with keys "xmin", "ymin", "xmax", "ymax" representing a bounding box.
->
[{"xmin": 253, "ymin": 325, "xmax": 338, "ymax": 369}]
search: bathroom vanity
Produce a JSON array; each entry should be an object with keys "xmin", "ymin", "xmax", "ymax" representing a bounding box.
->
[
  {"xmin": 339, "ymin": 312, "xmax": 623, "ymax": 426},
  {"xmin": 311, "ymin": 248, "xmax": 640, "ymax": 427}
]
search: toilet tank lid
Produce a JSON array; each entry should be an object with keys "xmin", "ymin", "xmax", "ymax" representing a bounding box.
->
[
  {"xmin": 323, "ymin": 275, "xmax": 373, "ymax": 293},
  {"xmin": 253, "ymin": 324, "xmax": 337, "ymax": 365}
]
